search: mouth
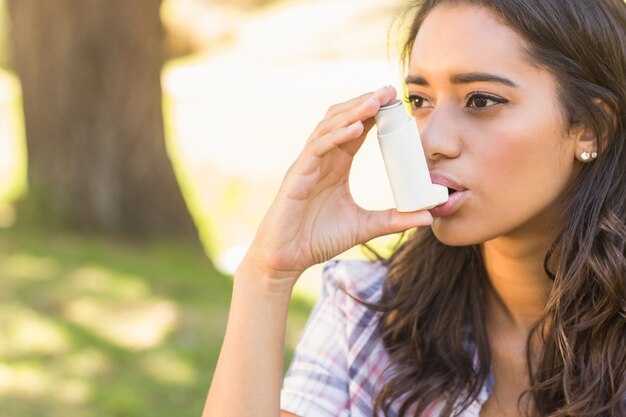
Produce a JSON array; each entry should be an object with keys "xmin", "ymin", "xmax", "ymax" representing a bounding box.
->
[
  {"xmin": 429, "ymin": 172, "xmax": 467, "ymax": 199},
  {"xmin": 429, "ymin": 176, "xmax": 469, "ymax": 217}
]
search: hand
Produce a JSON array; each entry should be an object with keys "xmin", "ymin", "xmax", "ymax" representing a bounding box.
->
[{"xmin": 242, "ymin": 86, "xmax": 433, "ymax": 289}]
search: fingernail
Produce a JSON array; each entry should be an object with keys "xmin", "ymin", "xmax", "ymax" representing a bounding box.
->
[
  {"xmin": 348, "ymin": 120, "xmax": 363, "ymax": 131},
  {"xmin": 375, "ymin": 86, "xmax": 386, "ymax": 94}
]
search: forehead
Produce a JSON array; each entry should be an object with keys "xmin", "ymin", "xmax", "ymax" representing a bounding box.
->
[{"xmin": 410, "ymin": 4, "xmax": 531, "ymax": 78}]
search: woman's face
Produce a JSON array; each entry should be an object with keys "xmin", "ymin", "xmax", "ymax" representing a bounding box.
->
[{"xmin": 408, "ymin": 4, "xmax": 581, "ymax": 246}]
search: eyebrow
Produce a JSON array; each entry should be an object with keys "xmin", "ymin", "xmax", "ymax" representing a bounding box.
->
[{"xmin": 405, "ymin": 72, "xmax": 518, "ymax": 88}]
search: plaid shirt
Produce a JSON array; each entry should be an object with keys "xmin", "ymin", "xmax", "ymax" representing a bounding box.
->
[{"xmin": 280, "ymin": 259, "xmax": 492, "ymax": 417}]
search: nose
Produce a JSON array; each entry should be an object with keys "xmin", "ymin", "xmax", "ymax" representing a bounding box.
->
[{"xmin": 419, "ymin": 105, "xmax": 462, "ymax": 162}]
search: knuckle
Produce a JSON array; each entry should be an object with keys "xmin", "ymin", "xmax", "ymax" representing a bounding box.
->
[
  {"xmin": 315, "ymin": 119, "xmax": 329, "ymax": 133},
  {"xmin": 325, "ymin": 103, "xmax": 341, "ymax": 117},
  {"xmin": 307, "ymin": 122, "xmax": 326, "ymax": 142}
]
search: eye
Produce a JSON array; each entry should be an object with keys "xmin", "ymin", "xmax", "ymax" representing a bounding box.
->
[
  {"xmin": 466, "ymin": 92, "xmax": 508, "ymax": 109},
  {"xmin": 403, "ymin": 94, "xmax": 431, "ymax": 111}
]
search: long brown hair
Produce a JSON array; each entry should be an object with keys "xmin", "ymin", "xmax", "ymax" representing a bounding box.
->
[{"xmin": 354, "ymin": 1, "xmax": 626, "ymax": 415}]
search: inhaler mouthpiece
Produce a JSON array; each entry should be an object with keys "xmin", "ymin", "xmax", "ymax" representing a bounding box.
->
[{"xmin": 375, "ymin": 99, "xmax": 448, "ymax": 212}]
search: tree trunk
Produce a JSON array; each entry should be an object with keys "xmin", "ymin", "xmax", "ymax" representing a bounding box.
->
[{"xmin": 7, "ymin": 0, "xmax": 199, "ymax": 241}]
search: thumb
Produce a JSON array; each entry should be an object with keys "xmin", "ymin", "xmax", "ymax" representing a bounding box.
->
[{"xmin": 359, "ymin": 208, "xmax": 433, "ymax": 243}]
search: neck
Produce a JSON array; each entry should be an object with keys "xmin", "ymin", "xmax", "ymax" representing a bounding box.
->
[{"xmin": 481, "ymin": 235, "xmax": 554, "ymax": 334}]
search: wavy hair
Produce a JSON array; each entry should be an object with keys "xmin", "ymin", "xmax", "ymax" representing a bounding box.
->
[{"xmin": 354, "ymin": 1, "xmax": 626, "ymax": 416}]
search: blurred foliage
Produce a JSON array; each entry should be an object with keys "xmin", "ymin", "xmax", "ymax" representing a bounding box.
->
[
  {"xmin": 0, "ymin": 226, "xmax": 313, "ymax": 416},
  {"xmin": 0, "ymin": 69, "xmax": 26, "ymax": 206}
]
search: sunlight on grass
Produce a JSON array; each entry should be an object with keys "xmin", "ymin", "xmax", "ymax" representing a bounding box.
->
[
  {"xmin": 0, "ymin": 362, "xmax": 51, "ymax": 397},
  {"xmin": 52, "ymin": 378, "xmax": 92, "ymax": 405},
  {"xmin": 65, "ymin": 297, "xmax": 179, "ymax": 351},
  {"xmin": 66, "ymin": 266, "xmax": 152, "ymax": 299},
  {"xmin": 2, "ymin": 253, "xmax": 60, "ymax": 282},
  {"xmin": 141, "ymin": 350, "xmax": 197, "ymax": 385},
  {"xmin": 0, "ymin": 230, "xmax": 259, "ymax": 416},
  {"xmin": 0, "ymin": 305, "xmax": 70, "ymax": 356},
  {"xmin": 0, "ymin": 362, "xmax": 93, "ymax": 405},
  {"xmin": 64, "ymin": 349, "xmax": 111, "ymax": 378},
  {"xmin": 55, "ymin": 265, "xmax": 181, "ymax": 350}
]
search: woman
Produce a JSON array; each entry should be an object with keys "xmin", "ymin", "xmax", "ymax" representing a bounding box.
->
[{"xmin": 203, "ymin": 0, "xmax": 626, "ymax": 416}]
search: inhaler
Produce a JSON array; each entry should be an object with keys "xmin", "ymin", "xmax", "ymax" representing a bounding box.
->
[{"xmin": 375, "ymin": 99, "xmax": 449, "ymax": 212}]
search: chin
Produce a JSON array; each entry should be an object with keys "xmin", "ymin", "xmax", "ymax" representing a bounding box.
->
[{"xmin": 430, "ymin": 217, "xmax": 492, "ymax": 246}]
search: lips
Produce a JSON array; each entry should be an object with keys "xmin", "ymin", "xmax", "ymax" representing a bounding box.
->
[
  {"xmin": 430, "ymin": 173, "xmax": 466, "ymax": 194},
  {"xmin": 429, "ymin": 173, "xmax": 468, "ymax": 217}
]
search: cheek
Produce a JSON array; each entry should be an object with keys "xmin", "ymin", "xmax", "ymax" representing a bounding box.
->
[
  {"xmin": 471, "ymin": 113, "xmax": 574, "ymax": 209},
  {"xmin": 479, "ymin": 134, "xmax": 542, "ymax": 201}
]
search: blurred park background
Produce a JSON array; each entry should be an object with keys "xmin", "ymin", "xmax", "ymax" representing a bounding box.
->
[{"xmin": 0, "ymin": 0, "xmax": 408, "ymax": 415}]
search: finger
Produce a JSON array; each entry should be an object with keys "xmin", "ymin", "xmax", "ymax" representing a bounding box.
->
[
  {"xmin": 310, "ymin": 96, "xmax": 379, "ymax": 142},
  {"xmin": 323, "ymin": 92, "xmax": 374, "ymax": 119},
  {"xmin": 310, "ymin": 120, "xmax": 365, "ymax": 158},
  {"xmin": 323, "ymin": 85, "xmax": 398, "ymax": 119},
  {"xmin": 311, "ymin": 116, "xmax": 375, "ymax": 162},
  {"xmin": 338, "ymin": 117, "xmax": 376, "ymax": 157},
  {"xmin": 359, "ymin": 208, "xmax": 433, "ymax": 243},
  {"xmin": 312, "ymin": 87, "xmax": 394, "ymax": 158},
  {"xmin": 308, "ymin": 86, "xmax": 396, "ymax": 159},
  {"xmin": 311, "ymin": 86, "xmax": 397, "ymax": 139}
]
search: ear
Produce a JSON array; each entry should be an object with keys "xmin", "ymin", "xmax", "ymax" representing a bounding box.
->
[
  {"xmin": 572, "ymin": 98, "xmax": 614, "ymax": 163},
  {"xmin": 572, "ymin": 123, "xmax": 598, "ymax": 163}
]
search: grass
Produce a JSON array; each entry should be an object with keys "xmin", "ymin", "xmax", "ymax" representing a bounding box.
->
[{"xmin": 0, "ymin": 227, "xmax": 313, "ymax": 417}]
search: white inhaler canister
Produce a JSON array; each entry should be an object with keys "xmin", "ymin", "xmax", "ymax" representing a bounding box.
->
[{"xmin": 375, "ymin": 99, "xmax": 449, "ymax": 212}]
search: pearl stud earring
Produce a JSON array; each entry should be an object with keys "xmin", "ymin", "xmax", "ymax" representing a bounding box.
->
[{"xmin": 581, "ymin": 151, "xmax": 598, "ymax": 161}]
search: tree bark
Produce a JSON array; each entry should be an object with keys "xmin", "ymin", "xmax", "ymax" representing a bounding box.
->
[{"xmin": 7, "ymin": 0, "xmax": 199, "ymax": 241}]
